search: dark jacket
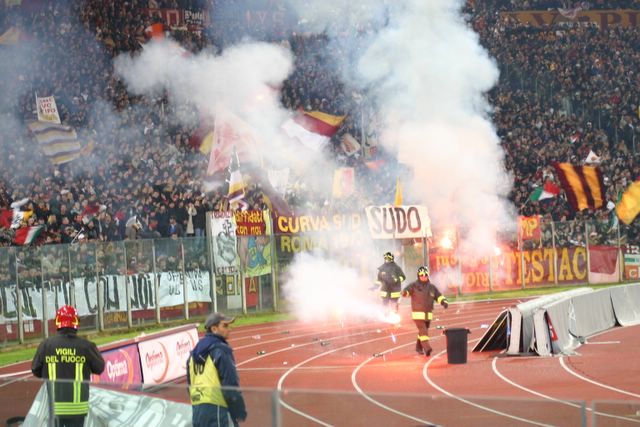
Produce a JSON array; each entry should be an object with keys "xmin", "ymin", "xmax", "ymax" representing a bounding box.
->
[
  {"xmin": 187, "ymin": 332, "xmax": 247, "ymax": 423},
  {"xmin": 376, "ymin": 261, "xmax": 406, "ymax": 293},
  {"xmin": 31, "ymin": 329, "xmax": 105, "ymax": 417},
  {"xmin": 402, "ymin": 279, "xmax": 447, "ymax": 314}
]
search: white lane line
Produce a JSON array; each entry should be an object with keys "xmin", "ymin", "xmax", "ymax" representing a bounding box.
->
[
  {"xmin": 584, "ymin": 341, "xmax": 620, "ymax": 345},
  {"xmin": 425, "ymin": 350, "xmax": 555, "ymax": 427},
  {"xmin": 349, "ymin": 313, "xmax": 499, "ymax": 427},
  {"xmin": 559, "ymin": 356, "xmax": 640, "ymax": 399},
  {"xmin": 0, "ymin": 369, "xmax": 31, "ymax": 379},
  {"xmin": 491, "ymin": 357, "xmax": 583, "ymax": 408},
  {"xmin": 493, "ymin": 357, "xmax": 640, "ymax": 423},
  {"xmin": 238, "ymin": 326, "xmax": 401, "ymax": 367},
  {"xmin": 351, "ymin": 341, "xmax": 439, "ymax": 427},
  {"xmin": 423, "ymin": 345, "xmax": 553, "ymax": 427},
  {"xmin": 0, "ymin": 373, "xmax": 33, "ymax": 388},
  {"xmin": 232, "ymin": 320, "xmax": 381, "ymax": 342},
  {"xmin": 234, "ymin": 321, "xmax": 387, "ymax": 351},
  {"xmin": 275, "ymin": 329, "xmax": 419, "ymax": 426},
  {"xmin": 236, "ymin": 304, "xmax": 504, "ymax": 366}
]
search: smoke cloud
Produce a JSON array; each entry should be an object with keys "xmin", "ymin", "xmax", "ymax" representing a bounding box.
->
[
  {"xmin": 284, "ymin": 252, "xmax": 385, "ymax": 323},
  {"xmin": 289, "ymin": 0, "xmax": 516, "ymax": 255}
]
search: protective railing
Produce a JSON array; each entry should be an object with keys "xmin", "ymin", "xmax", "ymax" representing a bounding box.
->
[
  {"xmin": 0, "ymin": 377, "xmax": 605, "ymax": 427},
  {"xmin": 1, "ymin": 216, "xmax": 638, "ymax": 346},
  {"xmin": 0, "ymin": 237, "xmax": 277, "ymax": 346}
]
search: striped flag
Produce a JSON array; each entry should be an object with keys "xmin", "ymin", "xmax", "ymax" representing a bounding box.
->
[
  {"xmin": 282, "ymin": 110, "xmax": 345, "ymax": 151},
  {"xmin": 27, "ymin": 120, "xmax": 81, "ymax": 165},
  {"xmin": 13, "ymin": 225, "xmax": 43, "ymax": 245},
  {"xmin": 552, "ymin": 162, "xmax": 605, "ymax": 211}
]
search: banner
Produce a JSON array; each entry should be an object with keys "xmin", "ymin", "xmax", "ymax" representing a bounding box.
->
[
  {"xmin": 364, "ymin": 205, "xmax": 432, "ymax": 239},
  {"xmin": 93, "ymin": 344, "xmax": 143, "ymax": 390},
  {"xmin": 518, "ymin": 215, "xmax": 542, "ymax": 248},
  {"xmin": 0, "ymin": 271, "xmax": 212, "ymax": 323},
  {"xmin": 429, "ymin": 246, "xmax": 593, "ymax": 292},
  {"xmin": 234, "ymin": 210, "xmax": 268, "ymax": 236},
  {"xmin": 138, "ymin": 327, "xmax": 198, "ymax": 387},
  {"xmin": 623, "ymin": 245, "xmax": 640, "ymax": 280},
  {"xmin": 239, "ymin": 235, "xmax": 271, "ymax": 277},
  {"xmin": 210, "ymin": 212, "xmax": 239, "ymax": 275},
  {"xmin": 183, "ymin": 9, "xmax": 206, "ymax": 28},
  {"xmin": 501, "ymin": 9, "xmax": 640, "ymax": 30},
  {"xmin": 35, "ymin": 95, "xmax": 61, "ymax": 124}
]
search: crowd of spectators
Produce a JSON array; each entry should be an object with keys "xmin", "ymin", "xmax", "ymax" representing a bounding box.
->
[{"xmin": 0, "ymin": 0, "xmax": 639, "ymax": 250}]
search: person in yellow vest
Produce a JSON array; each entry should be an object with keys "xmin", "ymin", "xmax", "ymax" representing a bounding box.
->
[
  {"xmin": 31, "ymin": 305, "xmax": 105, "ymax": 427},
  {"xmin": 187, "ymin": 313, "xmax": 247, "ymax": 427},
  {"xmin": 402, "ymin": 266, "xmax": 448, "ymax": 356}
]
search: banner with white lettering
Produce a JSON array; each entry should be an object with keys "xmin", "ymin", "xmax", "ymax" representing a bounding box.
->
[
  {"xmin": 35, "ymin": 95, "xmax": 61, "ymax": 123},
  {"xmin": 209, "ymin": 212, "xmax": 239, "ymax": 275},
  {"xmin": 0, "ymin": 271, "xmax": 211, "ymax": 323},
  {"xmin": 364, "ymin": 205, "xmax": 432, "ymax": 239}
]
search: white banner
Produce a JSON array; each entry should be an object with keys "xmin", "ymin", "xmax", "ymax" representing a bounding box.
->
[
  {"xmin": 35, "ymin": 95, "xmax": 61, "ymax": 124},
  {"xmin": 210, "ymin": 212, "xmax": 239, "ymax": 275},
  {"xmin": 364, "ymin": 205, "xmax": 432, "ymax": 239},
  {"xmin": 138, "ymin": 327, "xmax": 199, "ymax": 387},
  {"xmin": 0, "ymin": 271, "xmax": 212, "ymax": 323}
]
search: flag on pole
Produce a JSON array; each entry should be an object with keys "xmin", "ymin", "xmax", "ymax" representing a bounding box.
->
[
  {"xmin": 584, "ymin": 150, "xmax": 601, "ymax": 165},
  {"xmin": 13, "ymin": 225, "xmax": 43, "ymax": 245},
  {"xmin": 394, "ymin": 177, "xmax": 403, "ymax": 206},
  {"xmin": 615, "ymin": 181, "xmax": 640, "ymax": 225},
  {"xmin": 332, "ymin": 167, "xmax": 355, "ymax": 199},
  {"xmin": 227, "ymin": 147, "xmax": 248, "ymax": 211},
  {"xmin": 282, "ymin": 110, "xmax": 345, "ymax": 151},
  {"xmin": 529, "ymin": 181, "xmax": 561, "ymax": 202},
  {"xmin": 27, "ymin": 120, "xmax": 81, "ymax": 165},
  {"xmin": 0, "ymin": 208, "xmax": 32, "ymax": 229},
  {"xmin": 552, "ymin": 162, "xmax": 605, "ymax": 211},
  {"xmin": 207, "ymin": 114, "xmax": 254, "ymax": 175}
]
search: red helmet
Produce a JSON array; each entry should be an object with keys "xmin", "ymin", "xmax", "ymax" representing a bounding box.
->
[{"xmin": 55, "ymin": 305, "xmax": 79, "ymax": 330}]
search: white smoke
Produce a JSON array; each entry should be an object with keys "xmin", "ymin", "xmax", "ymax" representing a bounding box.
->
[
  {"xmin": 113, "ymin": 39, "xmax": 298, "ymax": 166},
  {"xmin": 284, "ymin": 252, "xmax": 385, "ymax": 323},
  {"xmin": 289, "ymin": 0, "xmax": 516, "ymax": 255}
]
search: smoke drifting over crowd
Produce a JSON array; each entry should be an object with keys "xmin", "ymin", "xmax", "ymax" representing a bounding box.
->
[
  {"xmin": 288, "ymin": 0, "xmax": 516, "ymax": 255},
  {"xmin": 2, "ymin": 0, "xmax": 514, "ymax": 321}
]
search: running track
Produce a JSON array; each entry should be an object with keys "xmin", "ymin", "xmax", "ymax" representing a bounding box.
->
[{"xmin": 1, "ymin": 298, "xmax": 639, "ymax": 426}]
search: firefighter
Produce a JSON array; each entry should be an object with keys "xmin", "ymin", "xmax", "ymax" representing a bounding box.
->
[
  {"xmin": 31, "ymin": 305, "xmax": 105, "ymax": 427},
  {"xmin": 375, "ymin": 251, "xmax": 406, "ymax": 315},
  {"xmin": 402, "ymin": 266, "xmax": 448, "ymax": 356}
]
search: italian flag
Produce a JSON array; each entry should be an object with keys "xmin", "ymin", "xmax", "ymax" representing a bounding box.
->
[
  {"xmin": 530, "ymin": 181, "xmax": 561, "ymax": 202},
  {"xmin": 13, "ymin": 225, "xmax": 43, "ymax": 246}
]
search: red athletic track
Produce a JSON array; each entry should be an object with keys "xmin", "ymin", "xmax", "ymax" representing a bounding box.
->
[{"xmin": 1, "ymin": 298, "xmax": 639, "ymax": 426}]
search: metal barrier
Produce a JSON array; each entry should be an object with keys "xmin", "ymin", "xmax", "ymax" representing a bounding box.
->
[
  {"xmin": 1, "ymin": 214, "xmax": 638, "ymax": 346},
  {"xmin": 0, "ymin": 377, "xmax": 595, "ymax": 427}
]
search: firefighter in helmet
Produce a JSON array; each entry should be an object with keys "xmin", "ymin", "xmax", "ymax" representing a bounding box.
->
[
  {"xmin": 402, "ymin": 266, "xmax": 448, "ymax": 356},
  {"xmin": 375, "ymin": 251, "xmax": 406, "ymax": 315},
  {"xmin": 32, "ymin": 305, "xmax": 105, "ymax": 427}
]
